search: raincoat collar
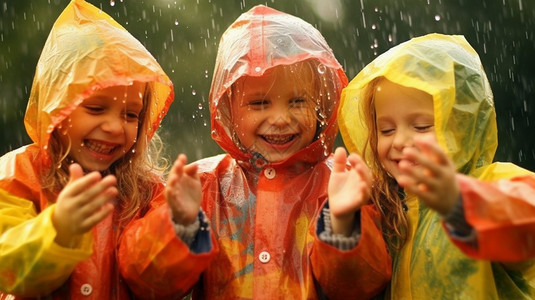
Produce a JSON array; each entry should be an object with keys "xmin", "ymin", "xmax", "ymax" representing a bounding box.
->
[
  {"xmin": 24, "ymin": 0, "xmax": 174, "ymax": 161},
  {"xmin": 339, "ymin": 33, "xmax": 497, "ymax": 174},
  {"xmin": 209, "ymin": 5, "xmax": 347, "ymax": 169}
]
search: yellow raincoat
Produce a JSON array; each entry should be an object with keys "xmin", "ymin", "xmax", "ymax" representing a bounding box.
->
[
  {"xmin": 339, "ymin": 33, "xmax": 535, "ymax": 299},
  {"xmin": 119, "ymin": 5, "xmax": 391, "ymax": 299},
  {"xmin": 0, "ymin": 0, "xmax": 174, "ymax": 299}
]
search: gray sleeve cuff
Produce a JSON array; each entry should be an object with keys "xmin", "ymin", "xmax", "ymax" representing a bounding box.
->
[
  {"xmin": 172, "ymin": 213, "xmax": 201, "ymax": 246},
  {"xmin": 318, "ymin": 207, "xmax": 361, "ymax": 251},
  {"xmin": 443, "ymin": 196, "xmax": 476, "ymax": 240}
]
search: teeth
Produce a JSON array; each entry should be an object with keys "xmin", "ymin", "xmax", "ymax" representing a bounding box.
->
[
  {"xmin": 84, "ymin": 140, "xmax": 117, "ymax": 154},
  {"xmin": 262, "ymin": 135, "xmax": 294, "ymax": 144}
]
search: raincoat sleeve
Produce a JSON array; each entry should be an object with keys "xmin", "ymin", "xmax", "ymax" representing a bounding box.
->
[
  {"xmin": 0, "ymin": 188, "xmax": 92, "ymax": 297},
  {"xmin": 311, "ymin": 203, "xmax": 391, "ymax": 299},
  {"xmin": 118, "ymin": 184, "xmax": 219, "ymax": 299},
  {"xmin": 447, "ymin": 163, "xmax": 535, "ymax": 262}
]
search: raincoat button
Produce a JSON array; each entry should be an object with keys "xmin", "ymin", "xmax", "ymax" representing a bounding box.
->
[
  {"xmin": 264, "ymin": 167, "xmax": 276, "ymax": 179},
  {"xmin": 259, "ymin": 251, "xmax": 271, "ymax": 263},
  {"xmin": 80, "ymin": 283, "xmax": 93, "ymax": 296}
]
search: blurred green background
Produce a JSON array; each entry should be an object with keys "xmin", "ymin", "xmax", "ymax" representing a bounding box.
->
[{"xmin": 1, "ymin": 0, "xmax": 534, "ymax": 170}]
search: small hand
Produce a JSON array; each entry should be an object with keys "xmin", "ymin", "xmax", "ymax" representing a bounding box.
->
[
  {"xmin": 166, "ymin": 154, "xmax": 201, "ymax": 226},
  {"xmin": 397, "ymin": 136, "xmax": 460, "ymax": 215},
  {"xmin": 53, "ymin": 163, "xmax": 116, "ymax": 248},
  {"xmin": 328, "ymin": 147, "xmax": 372, "ymax": 236}
]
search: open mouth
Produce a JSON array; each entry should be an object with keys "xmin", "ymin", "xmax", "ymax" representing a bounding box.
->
[
  {"xmin": 261, "ymin": 134, "xmax": 296, "ymax": 145},
  {"xmin": 84, "ymin": 139, "xmax": 120, "ymax": 155}
]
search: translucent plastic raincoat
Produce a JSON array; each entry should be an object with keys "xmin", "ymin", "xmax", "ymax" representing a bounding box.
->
[
  {"xmin": 339, "ymin": 33, "xmax": 535, "ymax": 299},
  {"xmin": 0, "ymin": 0, "xmax": 173, "ymax": 299},
  {"xmin": 118, "ymin": 5, "xmax": 391, "ymax": 300}
]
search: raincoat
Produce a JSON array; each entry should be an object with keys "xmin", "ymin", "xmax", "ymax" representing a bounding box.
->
[
  {"xmin": 118, "ymin": 5, "xmax": 391, "ymax": 300},
  {"xmin": 0, "ymin": 0, "xmax": 173, "ymax": 299},
  {"xmin": 339, "ymin": 33, "xmax": 535, "ymax": 299}
]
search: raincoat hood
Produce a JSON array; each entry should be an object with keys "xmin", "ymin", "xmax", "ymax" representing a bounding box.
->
[
  {"xmin": 339, "ymin": 33, "xmax": 497, "ymax": 174},
  {"xmin": 25, "ymin": 0, "xmax": 174, "ymax": 159},
  {"xmin": 209, "ymin": 5, "xmax": 347, "ymax": 165}
]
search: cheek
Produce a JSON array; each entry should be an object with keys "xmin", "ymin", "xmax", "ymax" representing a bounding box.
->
[
  {"xmin": 125, "ymin": 123, "xmax": 139, "ymax": 148},
  {"xmin": 376, "ymin": 137, "xmax": 390, "ymax": 160}
]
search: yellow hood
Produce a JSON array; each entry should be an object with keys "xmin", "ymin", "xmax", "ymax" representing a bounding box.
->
[{"xmin": 339, "ymin": 33, "xmax": 497, "ymax": 174}]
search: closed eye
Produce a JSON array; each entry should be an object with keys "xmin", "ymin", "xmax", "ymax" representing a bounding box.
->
[{"xmin": 248, "ymin": 100, "xmax": 269, "ymax": 110}]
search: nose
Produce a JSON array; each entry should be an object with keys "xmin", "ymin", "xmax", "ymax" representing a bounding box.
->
[
  {"xmin": 392, "ymin": 128, "xmax": 413, "ymax": 150},
  {"xmin": 267, "ymin": 105, "xmax": 291, "ymax": 126},
  {"xmin": 101, "ymin": 116, "xmax": 125, "ymax": 135}
]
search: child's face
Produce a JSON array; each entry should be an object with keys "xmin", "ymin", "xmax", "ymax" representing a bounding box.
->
[
  {"xmin": 374, "ymin": 79, "xmax": 436, "ymax": 180},
  {"xmin": 58, "ymin": 82, "xmax": 145, "ymax": 171},
  {"xmin": 231, "ymin": 67, "xmax": 317, "ymax": 162}
]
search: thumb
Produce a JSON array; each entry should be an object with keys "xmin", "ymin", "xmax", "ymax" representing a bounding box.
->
[
  {"xmin": 68, "ymin": 163, "xmax": 84, "ymax": 183},
  {"xmin": 332, "ymin": 147, "xmax": 348, "ymax": 173}
]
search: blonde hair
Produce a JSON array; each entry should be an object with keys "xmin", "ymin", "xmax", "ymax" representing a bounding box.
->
[
  {"xmin": 43, "ymin": 84, "xmax": 167, "ymax": 225},
  {"xmin": 361, "ymin": 77, "xmax": 409, "ymax": 251}
]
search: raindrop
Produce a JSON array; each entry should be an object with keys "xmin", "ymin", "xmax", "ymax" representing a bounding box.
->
[
  {"xmin": 317, "ymin": 64, "xmax": 326, "ymax": 74},
  {"xmin": 131, "ymin": 148, "xmax": 136, "ymax": 154},
  {"xmin": 110, "ymin": 0, "xmax": 115, "ymax": 7},
  {"xmin": 174, "ymin": 20, "xmax": 179, "ymax": 25},
  {"xmin": 192, "ymin": 90, "xmax": 197, "ymax": 96},
  {"xmin": 255, "ymin": 66, "xmax": 261, "ymax": 73},
  {"xmin": 434, "ymin": 15, "xmax": 441, "ymax": 21},
  {"xmin": 371, "ymin": 24, "xmax": 377, "ymax": 30}
]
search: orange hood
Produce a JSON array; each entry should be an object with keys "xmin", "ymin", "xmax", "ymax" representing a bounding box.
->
[{"xmin": 24, "ymin": 0, "xmax": 174, "ymax": 160}]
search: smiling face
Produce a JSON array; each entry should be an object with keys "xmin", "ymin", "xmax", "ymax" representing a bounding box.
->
[
  {"xmin": 230, "ymin": 64, "xmax": 318, "ymax": 163},
  {"xmin": 58, "ymin": 82, "xmax": 145, "ymax": 172},
  {"xmin": 374, "ymin": 78, "xmax": 436, "ymax": 179}
]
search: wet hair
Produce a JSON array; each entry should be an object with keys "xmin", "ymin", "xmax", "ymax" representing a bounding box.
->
[
  {"xmin": 360, "ymin": 77, "xmax": 409, "ymax": 251},
  {"xmin": 223, "ymin": 59, "xmax": 340, "ymax": 155},
  {"xmin": 43, "ymin": 83, "xmax": 167, "ymax": 225}
]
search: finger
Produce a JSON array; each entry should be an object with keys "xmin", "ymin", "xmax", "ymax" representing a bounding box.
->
[
  {"xmin": 79, "ymin": 202, "xmax": 114, "ymax": 232},
  {"xmin": 415, "ymin": 137, "xmax": 449, "ymax": 166},
  {"xmin": 183, "ymin": 163, "xmax": 199, "ymax": 177},
  {"xmin": 78, "ymin": 185, "xmax": 118, "ymax": 218},
  {"xmin": 68, "ymin": 163, "xmax": 85, "ymax": 183},
  {"xmin": 60, "ymin": 171, "xmax": 103, "ymax": 201},
  {"xmin": 350, "ymin": 154, "xmax": 372, "ymax": 185},
  {"xmin": 74, "ymin": 175, "xmax": 117, "ymax": 207},
  {"xmin": 332, "ymin": 147, "xmax": 348, "ymax": 173}
]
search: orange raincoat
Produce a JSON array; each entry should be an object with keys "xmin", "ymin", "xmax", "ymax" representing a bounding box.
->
[
  {"xmin": 119, "ymin": 5, "xmax": 391, "ymax": 300},
  {"xmin": 0, "ymin": 0, "xmax": 173, "ymax": 299}
]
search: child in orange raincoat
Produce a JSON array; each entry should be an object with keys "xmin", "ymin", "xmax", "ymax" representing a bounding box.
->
[
  {"xmin": 0, "ymin": 0, "xmax": 181, "ymax": 298},
  {"xmin": 119, "ymin": 5, "xmax": 391, "ymax": 299},
  {"xmin": 338, "ymin": 33, "xmax": 535, "ymax": 299}
]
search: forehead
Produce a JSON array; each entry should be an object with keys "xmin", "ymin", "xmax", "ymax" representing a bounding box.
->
[
  {"xmin": 374, "ymin": 79, "xmax": 433, "ymax": 111},
  {"xmin": 235, "ymin": 63, "xmax": 316, "ymax": 95}
]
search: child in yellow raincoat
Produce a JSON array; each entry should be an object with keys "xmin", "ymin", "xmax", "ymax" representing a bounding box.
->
[
  {"xmin": 0, "ymin": 0, "xmax": 185, "ymax": 298},
  {"xmin": 118, "ymin": 5, "xmax": 391, "ymax": 299},
  {"xmin": 337, "ymin": 33, "xmax": 535, "ymax": 299}
]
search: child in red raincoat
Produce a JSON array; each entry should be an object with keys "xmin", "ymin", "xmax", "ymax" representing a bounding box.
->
[
  {"xmin": 0, "ymin": 0, "xmax": 178, "ymax": 298},
  {"xmin": 338, "ymin": 33, "xmax": 535, "ymax": 298},
  {"xmin": 119, "ymin": 5, "xmax": 391, "ymax": 299}
]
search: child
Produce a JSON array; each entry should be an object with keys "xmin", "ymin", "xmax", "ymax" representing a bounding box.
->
[
  {"xmin": 0, "ymin": 0, "xmax": 176, "ymax": 298},
  {"xmin": 337, "ymin": 33, "xmax": 535, "ymax": 298},
  {"xmin": 118, "ymin": 5, "xmax": 391, "ymax": 299}
]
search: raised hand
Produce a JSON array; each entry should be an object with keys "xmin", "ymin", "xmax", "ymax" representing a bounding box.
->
[
  {"xmin": 166, "ymin": 154, "xmax": 202, "ymax": 226},
  {"xmin": 397, "ymin": 136, "xmax": 460, "ymax": 216},
  {"xmin": 328, "ymin": 147, "xmax": 372, "ymax": 236},
  {"xmin": 52, "ymin": 163, "xmax": 117, "ymax": 248}
]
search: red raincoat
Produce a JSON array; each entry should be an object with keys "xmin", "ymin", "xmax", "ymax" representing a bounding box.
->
[
  {"xmin": 0, "ymin": 0, "xmax": 173, "ymax": 299},
  {"xmin": 119, "ymin": 5, "xmax": 391, "ymax": 300}
]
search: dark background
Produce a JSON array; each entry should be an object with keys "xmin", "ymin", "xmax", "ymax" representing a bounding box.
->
[{"xmin": 1, "ymin": 0, "xmax": 534, "ymax": 171}]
